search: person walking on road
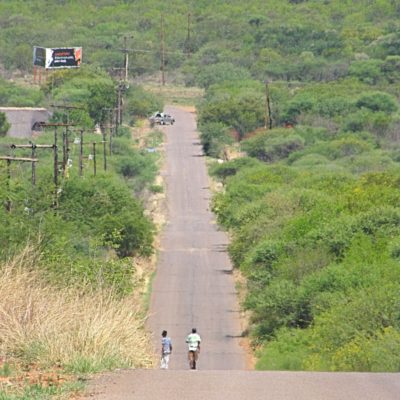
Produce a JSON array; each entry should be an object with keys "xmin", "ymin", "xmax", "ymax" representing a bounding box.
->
[
  {"xmin": 186, "ymin": 328, "xmax": 201, "ymax": 370},
  {"xmin": 160, "ymin": 330, "xmax": 173, "ymax": 369}
]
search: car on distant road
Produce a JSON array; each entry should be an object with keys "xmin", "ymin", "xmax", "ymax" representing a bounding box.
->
[{"xmin": 149, "ymin": 112, "xmax": 175, "ymax": 126}]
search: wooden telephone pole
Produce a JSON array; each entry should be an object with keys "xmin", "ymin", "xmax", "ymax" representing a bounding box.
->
[
  {"xmin": 160, "ymin": 14, "xmax": 166, "ymax": 86},
  {"xmin": 186, "ymin": 12, "xmax": 192, "ymax": 57},
  {"xmin": 265, "ymin": 80, "xmax": 272, "ymax": 129},
  {"xmin": 123, "ymin": 35, "xmax": 129, "ymax": 83}
]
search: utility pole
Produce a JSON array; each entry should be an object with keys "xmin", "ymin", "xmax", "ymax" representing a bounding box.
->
[
  {"xmin": 117, "ymin": 34, "xmax": 132, "ymax": 84},
  {"xmin": 265, "ymin": 80, "xmax": 272, "ymax": 130},
  {"xmin": 50, "ymin": 104, "xmax": 82, "ymax": 176},
  {"xmin": 124, "ymin": 35, "xmax": 129, "ymax": 83},
  {"xmin": 103, "ymin": 107, "xmax": 116, "ymax": 155},
  {"xmin": 117, "ymin": 84, "xmax": 123, "ymax": 127},
  {"xmin": 110, "ymin": 108, "xmax": 114, "ymax": 155},
  {"xmin": 31, "ymin": 144, "xmax": 36, "ymax": 185},
  {"xmin": 53, "ymin": 127, "xmax": 59, "ymax": 208},
  {"xmin": 79, "ymin": 129, "xmax": 84, "ymax": 177},
  {"xmin": 160, "ymin": 14, "xmax": 166, "ymax": 86},
  {"xmin": 186, "ymin": 12, "xmax": 192, "ymax": 57},
  {"xmin": 38, "ymin": 122, "xmax": 73, "ymax": 201},
  {"xmin": 92, "ymin": 142, "xmax": 97, "ymax": 176},
  {"xmin": 102, "ymin": 137, "xmax": 107, "ymax": 172}
]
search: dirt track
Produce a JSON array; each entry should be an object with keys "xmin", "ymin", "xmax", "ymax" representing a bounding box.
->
[{"xmin": 86, "ymin": 106, "xmax": 400, "ymax": 399}]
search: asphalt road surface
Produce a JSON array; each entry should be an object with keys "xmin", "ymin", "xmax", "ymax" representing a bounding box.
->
[
  {"xmin": 148, "ymin": 105, "xmax": 246, "ymax": 370},
  {"xmin": 89, "ymin": 370, "xmax": 400, "ymax": 400},
  {"xmin": 87, "ymin": 106, "xmax": 400, "ymax": 399}
]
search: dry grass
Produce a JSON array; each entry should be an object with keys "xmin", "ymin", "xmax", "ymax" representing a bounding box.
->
[{"xmin": 0, "ymin": 246, "xmax": 154, "ymax": 373}]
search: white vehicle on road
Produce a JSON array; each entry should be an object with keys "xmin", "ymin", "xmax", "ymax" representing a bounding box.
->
[{"xmin": 149, "ymin": 111, "xmax": 175, "ymax": 126}]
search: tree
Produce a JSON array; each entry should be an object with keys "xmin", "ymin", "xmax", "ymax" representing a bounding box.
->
[
  {"xmin": 356, "ymin": 92, "xmax": 398, "ymax": 113},
  {"xmin": 0, "ymin": 112, "xmax": 10, "ymax": 136}
]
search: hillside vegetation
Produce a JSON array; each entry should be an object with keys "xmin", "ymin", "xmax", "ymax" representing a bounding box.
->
[{"xmin": 0, "ymin": 0, "xmax": 400, "ymax": 383}]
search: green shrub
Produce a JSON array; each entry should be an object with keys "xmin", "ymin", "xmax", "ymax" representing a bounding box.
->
[
  {"xmin": 198, "ymin": 82, "xmax": 265, "ymax": 139},
  {"xmin": 112, "ymin": 151, "xmax": 158, "ymax": 191},
  {"xmin": 124, "ymin": 85, "xmax": 163, "ymax": 121},
  {"xmin": 0, "ymin": 77, "xmax": 44, "ymax": 107},
  {"xmin": 381, "ymin": 56, "xmax": 400, "ymax": 83},
  {"xmin": 247, "ymin": 279, "xmax": 301, "ymax": 339},
  {"xmin": 0, "ymin": 112, "xmax": 10, "ymax": 136},
  {"xmin": 291, "ymin": 153, "xmax": 329, "ymax": 167},
  {"xmin": 307, "ymin": 283, "xmax": 400, "ymax": 371},
  {"xmin": 242, "ymin": 131, "xmax": 305, "ymax": 162},
  {"xmin": 209, "ymin": 157, "xmax": 261, "ymax": 182},
  {"xmin": 348, "ymin": 60, "xmax": 384, "ymax": 85},
  {"xmin": 331, "ymin": 327, "xmax": 400, "ymax": 372},
  {"xmin": 194, "ymin": 62, "xmax": 251, "ymax": 89},
  {"xmin": 338, "ymin": 151, "xmax": 395, "ymax": 174},
  {"xmin": 42, "ymin": 67, "xmax": 116, "ymax": 126},
  {"xmin": 115, "ymin": 126, "xmax": 131, "ymax": 138},
  {"xmin": 355, "ymin": 91, "xmax": 398, "ymax": 113},
  {"xmin": 242, "ymin": 239, "xmax": 284, "ymax": 274},
  {"xmin": 199, "ymin": 121, "xmax": 233, "ymax": 158},
  {"xmin": 256, "ymin": 328, "xmax": 311, "ymax": 370},
  {"xmin": 283, "ymin": 95, "xmax": 315, "ymax": 124},
  {"xmin": 57, "ymin": 175, "xmax": 154, "ymax": 258}
]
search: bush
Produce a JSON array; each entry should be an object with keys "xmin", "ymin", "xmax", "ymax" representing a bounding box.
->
[
  {"xmin": 194, "ymin": 62, "xmax": 251, "ymax": 89},
  {"xmin": 283, "ymin": 95, "xmax": 315, "ymax": 124},
  {"xmin": 381, "ymin": 56, "xmax": 400, "ymax": 83},
  {"xmin": 115, "ymin": 152, "xmax": 157, "ymax": 192},
  {"xmin": 0, "ymin": 77, "xmax": 44, "ymax": 107},
  {"xmin": 209, "ymin": 157, "xmax": 260, "ymax": 181},
  {"xmin": 291, "ymin": 153, "xmax": 329, "ymax": 167},
  {"xmin": 57, "ymin": 175, "xmax": 154, "ymax": 258},
  {"xmin": 355, "ymin": 91, "xmax": 398, "ymax": 113},
  {"xmin": 42, "ymin": 67, "xmax": 116, "ymax": 126},
  {"xmin": 256, "ymin": 328, "xmax": 311, "ymax": 370},
  {"xmin": 199, "ymin": 121, "xmax": 233, "ymax": 158},
  {"xmin": 115, "ymin": 125, "xmax": 131, "ymax": 138},
  {"xmin": 0, "ymin": 112, "xmax": 10, "ymax": 136},
  {"xmin": 348, "ymin": 59, "xmax": 383, "ymax": 84},
  {"xmin": 331, "ymin": 327, "xmax": 400, "ymax": 372},
  {"xmin": 242, "ymin": 130, "xmax": 305, "ymax": 162},
  {"xmin": 124, "ymin": 85, "xmax": 163, "ymax": 121},
  {"xmin": 247, "ymin": 279, "xmax": 301, "ymax": 339},
  {"xmin": 307, "ymin": 283, "xmax": 400, "ymax": 371},
  {"xmin": 198, "ymin": 81, "xmax": 265, "ymax": 139}
]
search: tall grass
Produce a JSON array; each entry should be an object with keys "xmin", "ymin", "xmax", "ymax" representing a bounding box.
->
[{"xmin": 0, "ymin": 246, "xmax": 153, "ymax": 374}]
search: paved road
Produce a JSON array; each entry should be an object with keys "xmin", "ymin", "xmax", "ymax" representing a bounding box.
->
[
  {"xmin": 88, "ymin": 370, "xmax": 400, "ymax": 400},
  {"xmin": 148, "ymin": 105, "xmax": 246, "ymax": 370}
]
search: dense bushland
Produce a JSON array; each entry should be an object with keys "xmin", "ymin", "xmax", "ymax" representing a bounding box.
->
[
  {"xmin": 0, "ymin": 124, "xmax": 158, "ymax": 293},
  {"xmin": 207, "ymin": 89, "xmax": 400, "ymax": 371},
  {"xmin": 1, "ymin": 1, "xmax": 400, "ymax": 86},
  {"xmin": 2, "ymin": 0, "xmax": 400, "ymax": 378},
  {"xmin": 212, "ymin": 157, "xmax": 400, "ymax": 371}
]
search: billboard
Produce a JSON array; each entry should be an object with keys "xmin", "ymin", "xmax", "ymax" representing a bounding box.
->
[
  {"xmin": 33, "ymin": 47, "xmax": 46, "ymax": 67},
  {"xmin": 33, "ymin": 47, "xmax": 82, "ymax": 69}
]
